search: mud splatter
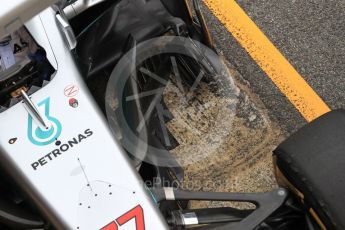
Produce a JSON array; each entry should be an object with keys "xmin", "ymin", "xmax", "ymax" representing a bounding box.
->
[{"xmin": 163, "ymin": 59, "xmax": 286, "ymax": 209}]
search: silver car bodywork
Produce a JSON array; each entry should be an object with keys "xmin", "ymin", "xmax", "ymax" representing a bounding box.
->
[{"xmin": 0, "ymin": 3, "xmax": 167, "ymax": 230}]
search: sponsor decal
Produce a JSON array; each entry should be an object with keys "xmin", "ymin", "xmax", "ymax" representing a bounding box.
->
[
  {"xmin": 28, "ymin": 97, "xmax": 62, "ymax": 146},
  {"xmin": 31, "ymin": 129, "xmax": 93, "ymax": 170},
  {"xmin": 64, "ymin": 84, "xmax": 79, "ymax": 97}
]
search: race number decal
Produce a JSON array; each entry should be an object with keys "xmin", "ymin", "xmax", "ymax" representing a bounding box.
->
[
  {"xmin": 117, "ymin": 205, "xmax": 145, "ymax": 230},
  {"xmin": 101, "ymin": 222, "xmax": 117, "ymax": 230},
  {"xmin": 101, "ymin": 205, "xmax": 145, "ymax": 230}
]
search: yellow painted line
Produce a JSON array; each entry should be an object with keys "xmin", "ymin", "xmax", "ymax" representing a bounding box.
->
[{"xmin": 203, "ymin": 0, "xmax": 330, "ymax": 122}]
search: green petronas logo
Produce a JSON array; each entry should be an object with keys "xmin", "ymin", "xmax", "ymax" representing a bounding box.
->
[{"xmin": 28, "ymin": 97, "xmax": 62, "ymax": 146}]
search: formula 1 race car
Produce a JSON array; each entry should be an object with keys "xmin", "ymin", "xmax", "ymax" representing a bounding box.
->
[{"xmin": 0, "ymin": 0, "xmax": 343, "ymax": 229}]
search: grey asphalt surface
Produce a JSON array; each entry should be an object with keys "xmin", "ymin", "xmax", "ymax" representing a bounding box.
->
[{"xmin": 201, "ymin": 0, "xmax": 345, "ymax": 134}]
